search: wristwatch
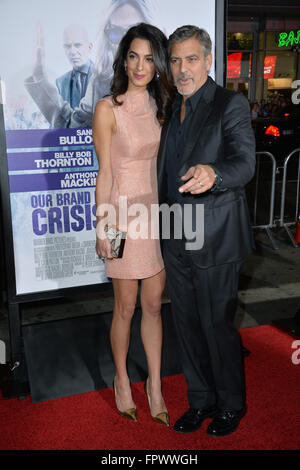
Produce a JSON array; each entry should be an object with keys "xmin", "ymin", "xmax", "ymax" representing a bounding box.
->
[{"xmin": 210, "ymin": 171, "xmax": 223, "ymax": 192}]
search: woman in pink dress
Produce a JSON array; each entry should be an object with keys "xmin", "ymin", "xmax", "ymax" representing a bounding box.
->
[{"xmin": 93, "ymin": 23, "xmax": 174, "ymax": 425}]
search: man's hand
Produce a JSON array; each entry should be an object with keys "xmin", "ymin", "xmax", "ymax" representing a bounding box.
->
[
  {"xmin": 179, "ymin": 164, "xmax": 216, "ymax": 194},
  {"xmin": 32, "ymin": 21, "xmax": 46, "ymax": 82}
]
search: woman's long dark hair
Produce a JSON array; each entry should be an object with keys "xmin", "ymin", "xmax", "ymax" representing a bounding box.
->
[{"xmin": 111, "ymin": 23, "xmax": 175, "ymax": 124}]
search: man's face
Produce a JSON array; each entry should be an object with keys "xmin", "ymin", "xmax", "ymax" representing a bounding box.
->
[
  {"xmin": 63, "ymin": 25, "xmax": 93, "ymax": 69},
  {"xmin": 170, "ymin": 37, "xmax": 212, "ymax": 98}
]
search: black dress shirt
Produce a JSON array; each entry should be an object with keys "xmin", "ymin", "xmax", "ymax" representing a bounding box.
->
[{"xmin": 166, "ymin": 79, "xmax": 209, "ymax": 204}]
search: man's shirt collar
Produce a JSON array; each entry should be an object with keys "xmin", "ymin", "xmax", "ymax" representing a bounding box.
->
[
  {"xmin": 73, "ymin": 59, "xmax": 93, "ymax": 75},
  {"xmin": 172, "ymin": 77, "xmax": 209, "ymax": 112}
]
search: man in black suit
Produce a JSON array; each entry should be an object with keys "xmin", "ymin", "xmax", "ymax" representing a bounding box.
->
[{"xmin": 157, "ymin": 26, "xmax": 256, "ymax": 437}]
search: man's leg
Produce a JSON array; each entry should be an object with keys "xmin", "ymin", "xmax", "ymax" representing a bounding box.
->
[
  {"xmin": 190, "ymin": 260, "xmax": 246, "ymax": 412},
  {"xmin": 164, "ymin": 240, "xmax": 216, "ymax": 410}
]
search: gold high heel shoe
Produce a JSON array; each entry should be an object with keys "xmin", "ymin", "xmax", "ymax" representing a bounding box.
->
[
  {"xmin": 113, "ymin": 379, "xmax": 137, "ymax": 422},
  {"xmin": 144, "ymin": 378, "xmax": 169, "ymax": 427}
]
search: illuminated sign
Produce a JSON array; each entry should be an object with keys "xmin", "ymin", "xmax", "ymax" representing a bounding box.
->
[
  {"xmin": 227, "ymin": 52, "xmax": 252, "ymax": 79},
  {"xmin": 264, "ymin": 56, "xmax": 277, "ymax": 78},
  {"xmin": 227, "ymin": 52, "xmax": 242, "ymax": 78},
  {"xmin": 278, "ymin": 30, "xmax": 300, "ymax": 48}
]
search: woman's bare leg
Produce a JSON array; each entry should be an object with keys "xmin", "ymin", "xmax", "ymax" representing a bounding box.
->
[
  {"xmin": 140, "ymin": 269, "xmax": 167, "ymax": 416},
  {"xmin": 111, "ymin": 278, "xmax": 138, "ymax": 412}
]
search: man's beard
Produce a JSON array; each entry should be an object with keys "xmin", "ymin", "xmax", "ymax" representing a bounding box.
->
[{"xmin": 175, "ymin": 73, "xmax": 196, "ymax": 96}]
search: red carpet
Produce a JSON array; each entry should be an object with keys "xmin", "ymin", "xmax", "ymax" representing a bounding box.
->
[{"xmin": 0, "ymin": 325, "xmax": 299, "ymax": 450}]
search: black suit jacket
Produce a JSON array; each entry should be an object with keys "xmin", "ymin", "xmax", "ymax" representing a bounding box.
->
[{"xmin": 157, "ymin": 77, "xmax": 256, "ymax": 267}]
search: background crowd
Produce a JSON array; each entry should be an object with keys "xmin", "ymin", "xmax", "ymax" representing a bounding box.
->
[{"xmin": 249, "ymin": 94, "xmax": 293, "ymax": 119}]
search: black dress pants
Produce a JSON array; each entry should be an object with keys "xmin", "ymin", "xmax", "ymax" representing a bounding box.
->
[{"xmin": 164, "ymin": 238, "xmax": 246, "ymax": 412}]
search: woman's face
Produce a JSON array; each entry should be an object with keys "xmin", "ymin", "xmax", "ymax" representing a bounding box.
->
[
  {"xmin": 106, "ymin": 4, "xmax": 144, "ymax": 45},
  {"xmin": 125, "ymin": 38, "xmax": 156, "ymax": 92}
]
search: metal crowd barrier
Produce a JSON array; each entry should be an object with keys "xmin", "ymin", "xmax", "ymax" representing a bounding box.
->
[
  {"xmin": 251, "ymin": 151, "xmax": 278, "ymax": 250},
  {"xmin": 250, "ymin": 149, "xmax": 300, "ymax": 249},
  {"xmin": 278, "ymin": 148, "xmax": 300, "ymax": 248}
]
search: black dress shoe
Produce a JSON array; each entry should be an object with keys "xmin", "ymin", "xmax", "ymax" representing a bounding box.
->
[
  {"xmin": 206, "ymin": 407, "xmax": 247, "ymax": 437},
  {"xmin": 173, "ymin": 406, "xmax": 217, "ymax": 434}
]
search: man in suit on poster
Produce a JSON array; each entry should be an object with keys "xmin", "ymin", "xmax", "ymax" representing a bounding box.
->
[
  {"xmin": 56, "ymin": 24, "xmax": 94, "ymax": 109},
  {"xmin": 157, "ymin": 25, "xmax": 256, "ymax": 436}
]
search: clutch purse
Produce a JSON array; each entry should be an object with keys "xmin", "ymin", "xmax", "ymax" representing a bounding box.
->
[{"xmin": 104, "ymin": 225, "xmax": 126, "ymax": 258}]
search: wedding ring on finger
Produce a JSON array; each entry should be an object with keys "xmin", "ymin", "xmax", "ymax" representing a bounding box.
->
[{"xmin": 198, "ymin": 179, "xmax": 204, "ymax": 187}]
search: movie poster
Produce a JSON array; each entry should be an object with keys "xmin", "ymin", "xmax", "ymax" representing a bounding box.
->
[{"xmin": 0, "ymin": 0, "xmax": 216, "ymax": 295}]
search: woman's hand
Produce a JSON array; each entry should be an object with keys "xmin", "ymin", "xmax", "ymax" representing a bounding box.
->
[{"xmin": 96, "ymin": 236, "xmax": 113, "ymax": 260}]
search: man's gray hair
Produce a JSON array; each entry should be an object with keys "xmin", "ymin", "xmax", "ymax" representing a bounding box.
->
[{"xmin": 168, "ymin": 25, "xmax": 212, "ymax": 59}]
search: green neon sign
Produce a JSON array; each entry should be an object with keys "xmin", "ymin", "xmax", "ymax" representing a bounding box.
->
[{"xmin": 278, "ymin": 30, "xmax": 300, "ymax": 47}]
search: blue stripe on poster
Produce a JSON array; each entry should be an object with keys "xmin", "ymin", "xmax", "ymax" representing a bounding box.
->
[
  {"xmin": 9, "ymin": 171, "xmax": 98, "ymax": 193},
  {"xmin": 5, "ymin": 128, "xmax": 93, "ymax": 149},
  {"xmin": 7, "ymin": 149, "xmax": 94, "ymax": 171}
]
